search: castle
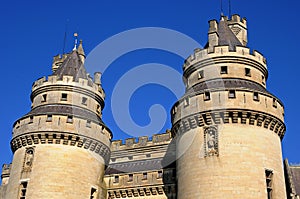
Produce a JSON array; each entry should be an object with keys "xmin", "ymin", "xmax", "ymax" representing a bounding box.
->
[{"xmin": 0, "ymin": 14, "xmax": 300, "ymax": 199}]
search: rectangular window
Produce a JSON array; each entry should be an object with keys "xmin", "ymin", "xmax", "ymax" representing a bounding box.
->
[
  {"xmin": 245, "ymin": 68, "xmax": 251, "ymax": 76},
  {"xmin": 204, "ymin": 91, "xmax": 211, "ymax": 101},
  {"xmin": 114, "ymin": 176, "xmax": 119, "ymax": 183},
  {"xmin": 29, "ymin": 116, "xmax": 33, "ymax": 123},
  {"xmin": 265, "ymin": 169, "xmax": 273, "ymax": 199},
  {"xmin": 253, "ymin": 92, "xmax": 259, "ymax": 101},
  {"xmin": 82, "ymin": 97, "xmax": 87, "ymax": 105},
  {"xmin": 273, "ymin": 98, "xmax": 277, "ymax": 108},
  {"xmin": 86, "ymin": 120, "xmax": 91, "ymax": 128},
  {"xmin": 90, "ymin": 187, "xmax": 97, "ymax": 199},
  {"xmin": 19, "ymin": 181, "xmax": 28, "ymax": 199},
  {"xmin": 142, "ymin": 172, "xmax": 147, "ymax": 180},
  {"xmin": 96, "ymin": 105, "xmax": 101, "ymax": 113},
  {"xmin": 61, "ymin": 93, "xmax": 68, "ymax": 101},
  {"xmin": 228, "ymin": 90, "xmax": 236, "ymax": 98},
  {"xmin": 198, "ymin": 70, "xmax": 204, "ymax": 79},
  {"xmin": 184, "ymin": 97, "xmax": 189, "ymax": 107},
  {"xmin": 67, "ymin": 116, "xmax": 73, "ymax": 123},
  {"xmin": 157, "ymin": 170, "xmax": 163, "ymax": 178},
  {"xmin": 41, "ymin": 94, "xmax": 47, "ymax": 102},
  {"xmin": 128, "ymin": 174, "xmax": 133, "ymax": 182},
  {"xmin": 262, "ymin": 75, "xmax": 265, "ymax": 85},
  {"xmin": 46, "ymin": 115, "xmax": 52, "ymax": 122},
  {"xmin": 221, "ymin": 66, "xmax": 228, "ymax": 74}
]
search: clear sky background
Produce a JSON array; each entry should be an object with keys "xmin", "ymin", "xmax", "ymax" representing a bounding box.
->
[{"xmin": 0, "ymin": 0, "xmax": 299, "ymax": 168}]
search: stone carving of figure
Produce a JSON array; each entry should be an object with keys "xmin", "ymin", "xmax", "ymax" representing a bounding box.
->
[{"xmin": 25, "ymin": 149, "xmax": 34, "ymax": 167}]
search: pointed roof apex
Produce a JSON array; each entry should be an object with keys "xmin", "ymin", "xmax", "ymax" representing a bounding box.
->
[
  {"xmin": 77, "ymin": 39, "xmax": 85, "ymax": 57},
  {"xmin": 53, "ymin": 50, "xmax": 91, "ymax": 85}
]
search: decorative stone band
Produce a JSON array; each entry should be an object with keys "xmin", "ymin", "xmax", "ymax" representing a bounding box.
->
[
  {"xmin": 30, "ymin": 84, "xmax": 105, "ymax": 108},
  {"xmin": 107, "ymin": 184, "xmax": 175, "ymax": 198},
  {"xmin": 172, "ymin": 109, "xmax": 285, "ymax": 139},
  {"xmin": 10, "ymin": 132, "xmax": 111, "ymax": 165},
  {"xmin": 183, "ymin": 55, "xmax": 268, "ymax": 79}
]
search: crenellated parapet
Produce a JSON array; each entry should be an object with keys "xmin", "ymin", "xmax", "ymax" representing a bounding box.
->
[
  {"xmin": 31, "ymin": 74, "xmax": 105, "ymax": 112},
  {"xmin": 111, "ymin": 131, "xmax": 172, "ymax": 151},
  {"xmin": 183, "ymin": 46, "xmax": 268, "ymax": 89},
  {"xmin": 105, "ymin": 168, "xmax": 176, "ymax": 199}
]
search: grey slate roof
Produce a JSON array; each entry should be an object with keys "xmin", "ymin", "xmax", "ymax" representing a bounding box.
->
[
  {"xmin": 290, "ymin": 167, "xmax": 300, "ymax": 195},
  {"xmin": 186, "ymin": 79, "xmax": 269, "ymax": 94},
  {"xmin": 25, "ymin": 104, "xmax": 104, "ymax": 124},
  {"xmin": 53, "ymin": 50, "xmax": 92, "ymax": 85},
  {"xmin": 105, "ymin": 158, "xmax": 164, "ymax": 175},
  {"xmin": 205, "ymin": 17, "xmax": 243, "ymax": 51},
  {"xmin": 217, "ymin": 19, "xmax": 243, "ymax": 51}
]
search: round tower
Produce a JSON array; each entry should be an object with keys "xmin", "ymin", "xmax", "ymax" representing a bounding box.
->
[
  {"xmin": 171, "ymin": 15, "xmax": 286, "ymax": 198},
  {"xmin": 6, "ymin": 42, "xmax": 112, "ymax": 199}
]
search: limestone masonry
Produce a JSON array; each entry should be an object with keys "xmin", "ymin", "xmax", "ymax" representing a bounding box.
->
[{"xmin": 0, "ymin": 14, "xmax": 299, "ymax": 199}]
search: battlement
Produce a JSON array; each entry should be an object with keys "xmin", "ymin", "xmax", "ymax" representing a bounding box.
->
[
  {"xmin": 111, "ymin": 130, "xmax": 172, "ymax": 151},
  {"xmin": 31, "ymin": 74, "xmax": 104, "ymax": 96},
  {"xmin": 228, "ymin": 14, "xmax": 247, "ymax": 26},
  {"xmin": 183, "ymin": 45, "xmax": 267, "ymax": 70}
]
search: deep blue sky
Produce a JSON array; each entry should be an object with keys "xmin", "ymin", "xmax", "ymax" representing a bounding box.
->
[{"xmin": 0, "ymin": 0, "xmax": 299, "ymax": 168}]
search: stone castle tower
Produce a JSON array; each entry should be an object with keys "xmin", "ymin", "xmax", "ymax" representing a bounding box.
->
[
  {"xmin": 1, "ymin": 14, "xmax": 297, "ymax": 199},
  {"xmin": 171, "ymin": 15, "xmax": 287, "ymax": 198},
  {"xmin": 4, "ymin": 41, "xmax": 112, "ymax": 198}
]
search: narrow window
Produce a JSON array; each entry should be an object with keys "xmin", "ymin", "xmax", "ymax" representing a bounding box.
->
[
  {"xmin": 86, "ymin": 120, "xmax": 91, "ymax": 128},
  {"xmin": 41, "ymin": 94, "xmax": 47, "ymax": 102},
  {"xmin": 142, "ymin": 172, "xmax": 147, "ymax": 180},
  {"xmin": 253, "ymin": 92, "xmax": 259, "ymax": 101},
  {"xmin": 157, "ymin": 170, "xmax": 163, "ymax": 179},
  {"xmin": 198, "ymin": 70, "xmax": 204, "ymax": 79},
  {"xmin": 67, "ymin": 116, "xmax": 73, "ymax": 123},
  {"xmin": 19, "ymin": 181, "xmax": 28, "ymax": 199},
  {"xmin": 273, "ymin": 98, "xmax": 277, "ymax": 108},
  {"xmin": 128, "ymin": 156, "xmax": 133, "ymax": 160},
  {"xmin": 184, "ymin": 97, "xmax": 189, "ymax": 107},
  {"xmin": 96, "ymin": 105, "xmax": 101, "ymax": 113},
  {"xmin": 245, "ymin": 68, "xmax": 251, "ymax": 76},
  {"xmin": 265, "ymin": 169, "xmax": 273, "ymax": 199},
  {"xmin": 29, "ymin": 116, "xmax": 33, "ymax": 123},
  {"xmin": 46, "ymin": 115, "xmax": 52, "ymax": 122},
  {"xmin": 82, "ymin": 97, "xmax": 87, "ymax": 105},
  {"xmin": 90, "ymin": 187, "xmax": 97, "ymax": 199},
  {"xmin": 221, "ymin": 66, "xmax": 228, "ymax": 74},
  {"xmin": 61, "ymin": 93, "xmax": 68, "ymax": 101},
  {"xmin": 262, "ymin": 75, "xmax": 265, "ymax": 85},
  {"xmin": 114, "ymin": 176, "xmax": 119, "ymax": 183},
  {"xmin": 204, "ymin": 91, "xmax": 211, "ymax": 101},
  {"xmin": 228, "ymin": 90, "xmax": 236, "ymax": 98},
  {"xmin": 128, "ymin": 174, "xmax": 133, "ymax": 182}
]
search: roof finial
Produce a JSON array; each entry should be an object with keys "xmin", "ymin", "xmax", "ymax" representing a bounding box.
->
[{"xmin": 73, "ymin": 32, "xmax": 78, "ymax": 51}]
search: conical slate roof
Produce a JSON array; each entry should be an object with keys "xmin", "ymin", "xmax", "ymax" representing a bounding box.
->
[
  {"xmin": 53, "ymin": 50, "xmax": 89, "ymax": 81},
  {"xmin": 217, "ymin": 19, "xmax": 242, "ymax": 51},
  {"xmin": 204, "ymin": 17, "xmax": 243, "ymax": 51}
]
